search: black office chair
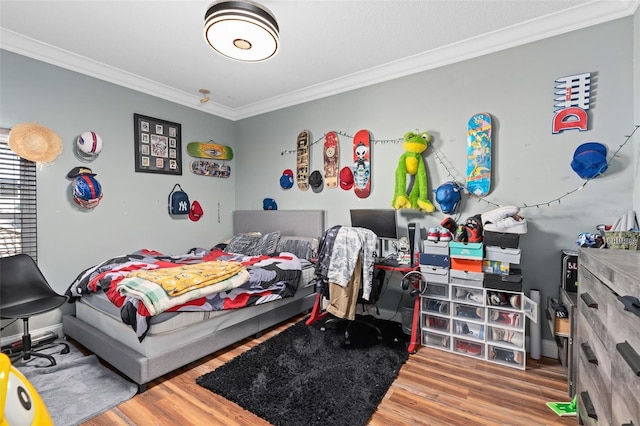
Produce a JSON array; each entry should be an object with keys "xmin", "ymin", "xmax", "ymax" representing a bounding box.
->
[
  {"xmin": 322, "ymin": 268, "xmax": 386, "ymax": 345},
  {"xmin": 1, "ymin": 254, "xmax": 70, "ymax": 366}
]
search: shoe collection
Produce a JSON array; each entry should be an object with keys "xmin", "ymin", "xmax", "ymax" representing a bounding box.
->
[
  {"xmin": 481, "ymin": 205, "xmax": 528, "ymax": 234},
  {"xmin": 426, "ymin": 300, "xmax": 449, "ymax": 314},
  {"xmin": 455, "ymin": 321, "xmax": 485, "ymax": 339},
  {"xmin": 490, "ymin": 347, "xmax": 522, "ymax": 364},
  {"xmin": 427, "ymin": 316, "xmax": 449, "ymax": 331},
  {"xmin": 455, "ymin": 288, "xmax": 484, "ymax": 304},
  {"xmin": 490, "ymin": 327, "xmax": 524, "ymax": 347},
  {"xmin": 455, "ymin": 340, "xmax": 482, "ymax": 356},
  {"xmin": 490, "ymin": 310, "xmax": 521, "ymax": 327},
  {"xmin": 427, "ymin": 226, "xmax": 452, "ymax": 242},
  {"xmin": 487, "ymin": 291, "xmax": 521, "ymax": 309},
  {"xmin": 455, "ymin": 305, "xmax": 483, "ymax": 320}
]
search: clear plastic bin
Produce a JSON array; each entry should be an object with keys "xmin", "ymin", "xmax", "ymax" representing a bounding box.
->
[
  {"xmin": 422, "ymin": 332, "xmax": 450, "ymax": 349},
  {"xmin": 422, "ymin": 298, "xmax": 450, "ymax": 315},
  {"xmin": 488, "ymin": 344, "xmax": 525, "ymax": 369},
  {"xmin": 421, "ymin": 313, "xmax": 450, "ymax": 332},
  {"xmin": 452, "ymin": 285, "xmax": 484, "ymax": 306},
  {"xmin": 453, "ymin": 319, "xmax": 485, "ymax": 340},
  {"xmin": 487, "ymin": 308, "xmax": 523, "ymax": 328},
  {"xmin": 453, "ymin": 337, "xmax": 484, "ymax": 358},
  {"xmin": 452, "ymin": 302, "xmax": 484, "ymax": 321},
  {"xmin": 487, "ymin": 326, "xmax": 524, "ymax": 349}
]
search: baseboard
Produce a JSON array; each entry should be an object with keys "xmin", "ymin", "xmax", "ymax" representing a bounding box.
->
[{"xmin": 1, "ymin": 323, "xmax": 64, "ymax": 348}]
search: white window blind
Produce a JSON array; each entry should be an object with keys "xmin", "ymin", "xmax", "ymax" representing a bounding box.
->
[{"xmin": 0, "ymin": 128, "xmax": 37, "ymax": 260}]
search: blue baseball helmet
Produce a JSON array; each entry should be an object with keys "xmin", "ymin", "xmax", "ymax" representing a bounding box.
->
[
  {"xmin": 434, "ymin": 181, "xmax": 462, "ymax": 214},
  {"xmin": 72, "ymin": 175, "xmax": 103, "ymax": 209}
]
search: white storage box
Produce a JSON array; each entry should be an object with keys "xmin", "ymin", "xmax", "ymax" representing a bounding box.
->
[
  {"xmin": 422, "ymin": 240, "xmax": 450, "ymax": 255},
  {"xmin": 485, "ymin": 246, "xmax": 521, "ymax": 264},
  {"xmin": 420, "ymin": 265, "xmax": 449, "ymax": 284},
  {"xmin": 449, "ymin": 269, "xmax": 484, "ymax": 288}
]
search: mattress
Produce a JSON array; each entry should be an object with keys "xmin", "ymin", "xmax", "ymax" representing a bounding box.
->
[{"xmin": 75, "ymin": 265, "xmax": 316, "ymax": 357}]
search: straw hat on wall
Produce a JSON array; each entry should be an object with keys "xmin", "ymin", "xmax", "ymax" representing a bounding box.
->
[{"xmin": 8, "ymin": 123, "xmax": 63, "ymax": 163}]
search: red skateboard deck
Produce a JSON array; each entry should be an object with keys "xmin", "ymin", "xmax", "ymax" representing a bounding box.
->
[
  {"xmin": 323, "ymin": 131, "xmax": 339, "ymax": 188},
  {"xmin": 353, "ymin": 129, "xmax": 371, "ymax": 198},
  {"xmin": 296, "ymin": 130, "xmax": 310, "ymax": 191}
]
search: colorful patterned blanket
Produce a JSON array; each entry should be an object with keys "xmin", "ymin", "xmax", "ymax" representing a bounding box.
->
[{"xmin": 65, "ymin": 248, "xmax": 302, "ymax": 341}]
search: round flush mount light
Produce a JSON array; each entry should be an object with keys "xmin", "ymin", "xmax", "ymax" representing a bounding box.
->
[{"xmin": 204, "ymin": 1, "xmax": 280, "ymax": 62}]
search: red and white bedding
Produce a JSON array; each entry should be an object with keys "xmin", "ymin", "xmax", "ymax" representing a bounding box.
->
[{"xmin": 65, "ymin": 248, "xmax": 302, "ymax": 341}]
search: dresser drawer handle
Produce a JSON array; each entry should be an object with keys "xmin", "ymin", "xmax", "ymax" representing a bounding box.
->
[
  {"xmin": 621, "ymin": 422, "xmax": 634, "ymax": 426},
  {"xmin": 580, "ymin": 292, "xmax": 598, "ymax": 309},
  {"xmin": 580, "ymin": 391, "xmax": 597, "ymax": 420},
  {"xmin": 580, "ymin": 342, "xmax": 598, "ymax": 365},
  {"xmin": 616, "ymin": 341, "xmax": 640, "ymax": 376}
]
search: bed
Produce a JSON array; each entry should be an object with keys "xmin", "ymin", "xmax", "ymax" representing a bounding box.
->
[{"xmin": 62, "ymin": 210, "xmax": 325, "ymax": 390}]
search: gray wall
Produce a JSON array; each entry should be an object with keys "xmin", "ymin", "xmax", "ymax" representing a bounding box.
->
[
  {"xmin": 0, "ymin": 51, "xmax": 237, "ymax": 333},
  {"xmin": 1, "ymin": 16, "xmax": 638, "ymax": 346},
  {"xmin": 236, "ymin": 17, "xmax": 637, "ymax": 340}
]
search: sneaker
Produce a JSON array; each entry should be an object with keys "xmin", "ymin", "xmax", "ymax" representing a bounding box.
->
[
  {"xmin": 495, "ymin": 312, "xmax": 520, "ymax": 327},
  {"xmin": 506, "ymin": 331, "xmax": 524, "ymax": 347},
  {"xmin": 466, "ymin": 343, "xmax": 482, "ymax": 355},
  {"xmin": 467, "ymin": 290, "xmax": 484, "ymax": 304},
  {"xmin": 438, "ymin": 227, "xmax": 452, "ymax": 242},
  {"xmin": 483, "ymin": 214, "xmax": 528, "ymax": 234},
  {"xmin": 454, "ymin": 225, "xmax": 468, "ymax": 243},
  {"xmin": 427, "ymin": 227, "xmax": 439, "ymax": 241},
  {"xmin": 455, "ymin": 288, "xmax": 468, "ymax": 299},
  {"xmin": 510, "ymin": 294, "xmax": 521, "ymax": 309},
  {"xmin": 466, "ymin": 323, "xmax": 484, "ymax": 339},
  {"xmin": 440, "ymin": 217, "xmax": 458, "ymax": 233},
  {"xmin": 488, "ymin": 291, "xmax": 508, "ymax": 306},
  {"xmin": 481, "ymin": 206, "xmax": 520, "ymax": 226},
  {"xmin": 491, "ymin": 327, "xmax": 505, "ymax": 341},
  {"xmin": 465, "ymin": 214, "xmax": 484, "ymax": 243},
  {"xmin": 455, "ymin": 340, "xmax": 469, "ymax": 352}
]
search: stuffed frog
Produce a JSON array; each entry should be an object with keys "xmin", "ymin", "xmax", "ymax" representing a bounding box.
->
[{"xmin": 392, "ymin": 131, "xmax": 435, "ymax": 213}]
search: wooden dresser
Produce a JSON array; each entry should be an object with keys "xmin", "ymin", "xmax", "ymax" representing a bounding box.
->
[{"xmin": 576, "ymin": 249, "xmax": 640, "ymax": 425}]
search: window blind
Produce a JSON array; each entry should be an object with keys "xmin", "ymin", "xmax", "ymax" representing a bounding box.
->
[{"xmin": 0, "ymin": 128, "xmax": 37, "ymax": 260}]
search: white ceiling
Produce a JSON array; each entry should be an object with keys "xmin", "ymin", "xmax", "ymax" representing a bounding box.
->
[{"xmin": 1, "ymin": 1, "xmax": 638, "ymax": 120}]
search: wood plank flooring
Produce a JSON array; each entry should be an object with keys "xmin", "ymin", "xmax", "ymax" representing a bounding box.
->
[{"xmin": 79, "ymin": 315, "xmax": 576, "ymax": 426}]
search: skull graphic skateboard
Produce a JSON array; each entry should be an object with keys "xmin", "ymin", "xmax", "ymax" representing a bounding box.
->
[{"xmin": 353, "ymin": 129, "xmax": 371, "ymax": 198}]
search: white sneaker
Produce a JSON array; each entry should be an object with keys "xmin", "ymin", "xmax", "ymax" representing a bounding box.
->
[
  {"xmin": 481, "ymin": 206, "xmax": 520, "ymax": 226},
  {"xmin": 483, "ymin": 214, "xmax": 528, "ymax": 234}
]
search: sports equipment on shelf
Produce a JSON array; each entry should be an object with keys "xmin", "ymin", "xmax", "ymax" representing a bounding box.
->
[
  {"xmin": 323, "ymin": 131, "xmax": 339, "ymax": 188},
  {"xmin": 352, "ymin": 129, "xmax": 371, "ymax": 198},
  {"xmin": 296, "ymin": 130, "xmax": 310, "ymax": 191},
  {"xmin": 466, "ymin": 113, "xmax": 492, "ymax": 196},
  {"xmin": 186, "ymin": 142, "xmax": 234, "ymax": 160},
  {"xmin": 190, "ymin": 160, "xmax": 230, "ymax": 178}
]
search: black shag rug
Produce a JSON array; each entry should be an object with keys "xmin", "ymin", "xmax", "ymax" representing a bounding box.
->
[{"xmin": 196, "ymin": 316, "xmax": 409, "ymax": 426}]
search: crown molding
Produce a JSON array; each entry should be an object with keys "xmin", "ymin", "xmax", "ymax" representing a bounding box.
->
[{"xmin": 2, "ymin": 1, "xmax": 636, "ymax": 121}]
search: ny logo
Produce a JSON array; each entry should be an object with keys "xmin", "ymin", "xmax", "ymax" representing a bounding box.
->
[{"xmin": 179, "ymin": 200, "xmax": 189, "ymax": 212}]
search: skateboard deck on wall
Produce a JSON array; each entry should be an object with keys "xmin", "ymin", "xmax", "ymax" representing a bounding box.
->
[
  {"xmin": 353, "ymin": 129, "xmax": 371, "ymax": 198},
  {"xmin": 296, "ymin": 130, "xmax": 310, "ymax": 191},
  {"xmin": 323, "ymin": 131, "xmax": 339, "ymax": 188},
  {"xmin": 190, "ymin": 160, "xmax": 230, "ymax": 178},
  {"xmin": 466, "ymin": 113, "xmax": 492, "ymax": 197},
  {"xmin": 187, "ymin": 142, "xmax": 234, "ymax": 160}
]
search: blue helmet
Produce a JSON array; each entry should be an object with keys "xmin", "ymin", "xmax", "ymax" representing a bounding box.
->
[
  {"xmin": 434, "ymin": 181, "xmax": 462, "ymax": 214},
  {"xmin": 72, "ymin": 175, "xmax": 103, "ymax": 209}
]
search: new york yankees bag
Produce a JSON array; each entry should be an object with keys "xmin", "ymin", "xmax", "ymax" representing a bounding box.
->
[{"xmin": 168, "ymin": 183, "xmax": 190, "ymax": 215}]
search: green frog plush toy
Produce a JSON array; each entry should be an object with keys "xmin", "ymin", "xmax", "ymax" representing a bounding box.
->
[{"xmin": 392, "ymin": 131, "xmax": 435, "ymax": 213}]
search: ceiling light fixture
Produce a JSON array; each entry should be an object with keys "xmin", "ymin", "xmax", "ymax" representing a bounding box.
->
[
  {"xmin": 199, "ymin": 89, "xmax": 211, "ymax": 103},
  {"xmin": 204, "ymin": 1, "xmax": 279, "ymax": 62}
]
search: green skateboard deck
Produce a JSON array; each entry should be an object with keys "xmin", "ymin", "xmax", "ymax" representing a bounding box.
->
[
  {"xmin": 190, "ymin": 160, "xmax": 230, "ymax": 178},
  {"xmin": 466, "ymin": 113, "xmax": 492, "ymax": 197},
  {"xmin": 296, "ymin": 130, "xmax": 310, "ymax": 191},
  {"xmin": 353, "ymin": 129, "xmax": 371, "ymax": 198},
  {"xmin": 323, "ymin": 131, "xmax": 339, "ymax": 189},
  {"xmin": 187, "ymin": 142, "xmax": 234, "ymax": 160}
]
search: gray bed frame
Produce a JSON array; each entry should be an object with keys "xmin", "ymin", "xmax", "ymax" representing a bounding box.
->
[{"xmin": 63, "ymin": 210, "xmax": 325, "ymax": 390}]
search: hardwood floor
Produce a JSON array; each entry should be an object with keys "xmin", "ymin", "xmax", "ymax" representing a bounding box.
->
[{"xmin": 80, "ymin": 315, "xmax": 575, "ymax": 426}]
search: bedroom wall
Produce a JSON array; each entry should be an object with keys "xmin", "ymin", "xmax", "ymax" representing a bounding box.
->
[
  {"xmin": 634, "ymin": 8, "xmax": 640, "ymax": 214},
  {"xmin": 234, "ymin": 17, "xmax": 636, "ymax": 343},
  {"xmin": 0, "ymin": 51, "xmax": 237, "ymax": 335}
]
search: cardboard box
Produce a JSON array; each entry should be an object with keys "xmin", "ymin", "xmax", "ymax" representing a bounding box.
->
[
  {"xmin": 419, "ymin": 265, "xmax": 450, "ymax": 284},
  {"xmin": 419, "ymin": 253, "xmax": 450, "ymax": 268},
  {"xmin": 483, "ymin": 270, "xmax": 523, "ymax": 292},
  {"xmin": 449, "ymin": 242, "xmax": 483, "ymax": 259},
  {"xmin": 422, "ymin": 240, "xmax": 450, "ymax": 255},
  {"xmin": 482, "ymin": 260, "xmax": 509, "ymax": 275},
  {"xmin": 450, "ymin": 258, "xmax": 483, "ymax": 272},
  {"xmin": 605, "ymin": 231, "xmax": 639, "ymax": 250},
  {"xmin": 483, "ymin": 231, "xmax": 520, "ymax": 249},
  {"xmin": 484, "ymin": 246, "xmax": 521, "ymax": 264},
  {"xmin": 449, "ymin": 269, "xmax": 484, "ymax": 288}
]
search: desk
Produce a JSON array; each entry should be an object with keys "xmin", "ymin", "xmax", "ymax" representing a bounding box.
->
[{"xmin": 305, "ymin": 263, "xmax": 421, "ymax": 354}]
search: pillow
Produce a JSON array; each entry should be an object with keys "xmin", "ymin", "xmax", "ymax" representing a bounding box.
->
[
  {"xmin": 226, "ymin": 231, "xmax": 280, "ymax": 256},
  {"xmin": 276, "ymin": 236, "xmax": 319, "ymax": 260}
]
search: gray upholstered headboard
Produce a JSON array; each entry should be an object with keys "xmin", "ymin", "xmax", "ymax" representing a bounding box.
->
[{"xmin": 233, "ymin": 210, "xmax": 325, "ymax": 239}]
